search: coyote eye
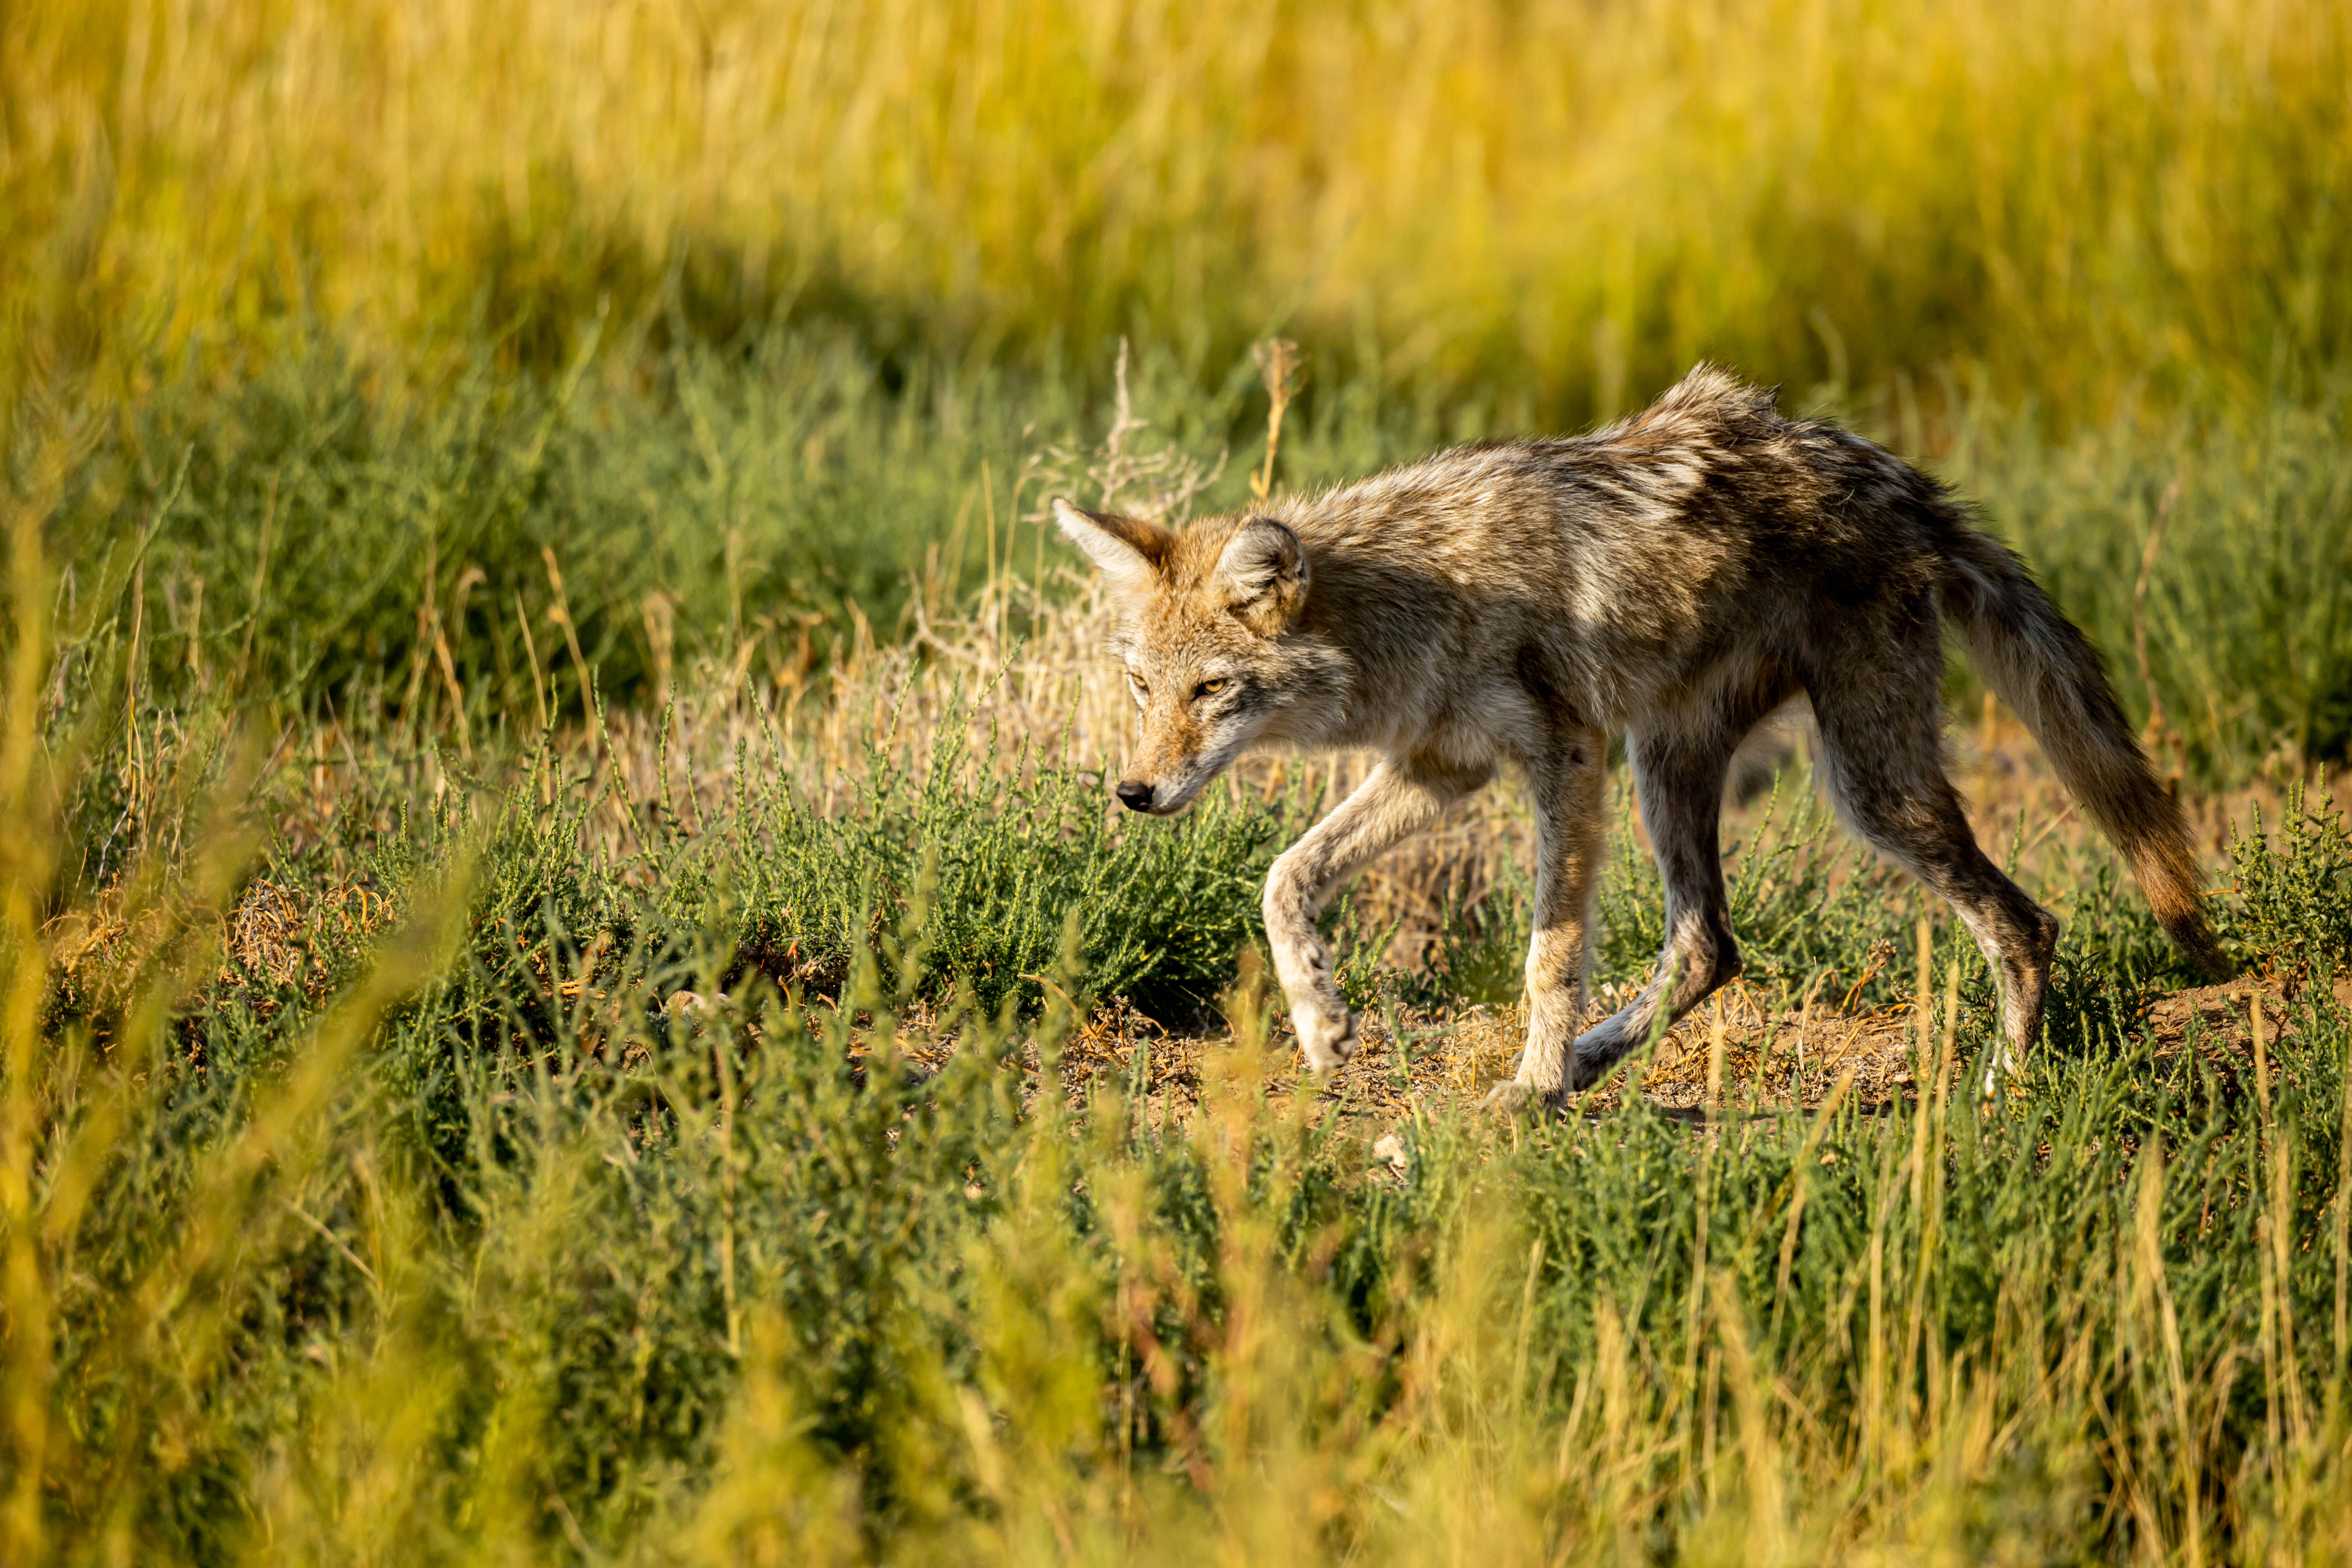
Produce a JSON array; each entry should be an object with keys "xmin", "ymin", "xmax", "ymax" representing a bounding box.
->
[
  {"xmin": 1127, "ymin": 671, "xmax": 1149, "ymax": 697},
  {"xmin": 1194, "ymin": 678, "xmax": 1228, "ymax": 698}
]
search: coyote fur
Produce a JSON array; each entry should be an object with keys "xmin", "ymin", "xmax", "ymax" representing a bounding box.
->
[{"xmin": 1053, "ymin": 365, "xmax": 2223, "ymax": 1109}]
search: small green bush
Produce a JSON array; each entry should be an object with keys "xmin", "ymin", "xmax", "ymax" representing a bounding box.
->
[{"xmin": 2225, "ymin": 784, "xmax": 2352, "ymax": 979}]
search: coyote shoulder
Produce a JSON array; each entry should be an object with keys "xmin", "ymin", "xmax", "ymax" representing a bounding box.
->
[{"xmin": 1054, "ymin": 364, "xmax": 2222, "ymax": 1107}]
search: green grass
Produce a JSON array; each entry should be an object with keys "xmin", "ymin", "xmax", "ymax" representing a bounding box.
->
[
  {"xmin": 37, "ymin": 331, "xmax": 2352, "ymax": 787},
  {"xmin": 47, "ymin": 328, "xmax": 1415, "ymax": 731},
  {"xmin": 1950, "ymin": 394, "xmax": 2352, "ymax": 778}
]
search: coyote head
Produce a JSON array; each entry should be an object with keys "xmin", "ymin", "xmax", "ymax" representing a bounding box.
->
[{"xmin": 1052, "ymin": 498, "xmax": 1331, "ymax": 815}]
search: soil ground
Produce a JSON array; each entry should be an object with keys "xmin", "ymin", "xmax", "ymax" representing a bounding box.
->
[{"xmin": 1041, "ymin": 968, "xmax": 2352, "ymax": 1151}]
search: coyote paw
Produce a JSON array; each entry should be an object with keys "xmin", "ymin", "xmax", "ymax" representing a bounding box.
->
[
  {"xmin": 1978, "ymin": 1041, "xmax": 2028, "ymax": 1100},
  {"xmin": 1292, "ymin": 997, "xmax": 1358, "ymax": 1073},
  {"xmin": 1479, "ymin": 1079, "xmax": 1541, "ymax": 1116},
  {"xmin": 1467, "ymin": 1081, "xmax": 1562, "ymax": 1114}
]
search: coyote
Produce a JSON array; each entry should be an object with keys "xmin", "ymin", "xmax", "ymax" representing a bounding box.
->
[{"xmin": 1054, "ymin": 366, "xmax": 2222, "ymax": 1109}]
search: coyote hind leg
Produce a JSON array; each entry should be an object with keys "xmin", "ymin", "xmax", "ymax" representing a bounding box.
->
[
  {"xmin": 1563, "ymin": 726, "xmax": 1745, "ymax": 1092},
  {"xmin": 1807, "ymin": 640, "xmax": 2061, "ymax": 1076}
]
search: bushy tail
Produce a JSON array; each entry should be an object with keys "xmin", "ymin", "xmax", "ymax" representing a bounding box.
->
[{"xmin": 1937, "ymin": 526, "xmax": 2229, "ymax": 975}]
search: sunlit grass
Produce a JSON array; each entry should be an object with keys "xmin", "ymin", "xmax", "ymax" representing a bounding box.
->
[{"xmin": 6, "ymin": 0, "xmax": 2348, "ymax": 416}]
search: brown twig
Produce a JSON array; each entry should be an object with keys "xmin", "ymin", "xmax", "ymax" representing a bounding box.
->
[{"xmin": 1249, "ymin": 338, "xmax": 1305, "ymax": 504}]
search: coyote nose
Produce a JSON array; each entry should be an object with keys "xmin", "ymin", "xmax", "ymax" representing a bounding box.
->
[{"xmin": 1115, "ymin": 780, "xmax": 1155, "ymax": 812}]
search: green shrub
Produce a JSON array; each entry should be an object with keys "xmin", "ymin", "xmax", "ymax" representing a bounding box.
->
[
  {"xmin": 722, "ymin": 711, "xmax": 1291, "ymax": 1020},
  {"xmin": 2224, "ymin": 784, "xmax": 2352, "ymax": 979}
]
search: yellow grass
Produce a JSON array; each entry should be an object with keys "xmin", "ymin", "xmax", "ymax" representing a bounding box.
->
[{"xmin": 6, "ymin": 0, "xmax": 2347, "ymax": 415}]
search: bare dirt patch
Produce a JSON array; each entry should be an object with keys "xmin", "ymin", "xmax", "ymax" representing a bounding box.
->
[
  {"xmin": 2144, "ymin": 972, "xmax": 2352, "ymax": 1057},
  {"xmin": 1049, "ymin": 968, "xmax": 2352, "ymax": 1144},
  {"xmin": 1050, "ymin": 979, "xmax": 1932, "ymax": 1137}
]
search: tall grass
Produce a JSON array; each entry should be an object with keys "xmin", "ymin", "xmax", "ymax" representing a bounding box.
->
[
  {"xmin": 30, "ymin": 328, "xmax": 2351, "ymax": 797},
  {"xmin": 7, "ymin": 0, "xmax": 2348, "ymax": 417},
  {"xmin": 1952, "ymin": 396, "xmax": 2352, "ymax": 776}
]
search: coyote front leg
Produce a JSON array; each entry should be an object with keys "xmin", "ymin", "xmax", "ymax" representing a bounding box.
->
[
  {"xmin": 1265, "ymin": 755, "xmax": 1488, "ymax": 1070},
  {"xmin": 1482, "ymin": 730, "xmax": 1608, "ymax": 1112}
]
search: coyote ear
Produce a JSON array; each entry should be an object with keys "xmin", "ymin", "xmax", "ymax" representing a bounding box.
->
[
  {"xmin": 1052, "ymin": 498, "xmax": 1173, "ymax": 606},
  {"xmin": 1214, "ymin": 517, "xmax": 1308, "ymax": 636}
]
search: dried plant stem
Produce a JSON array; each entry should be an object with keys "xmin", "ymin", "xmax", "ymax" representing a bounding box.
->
[{"xmin": 1250, "ymin": 339, "xmax": 1304, "ymax": 504}]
